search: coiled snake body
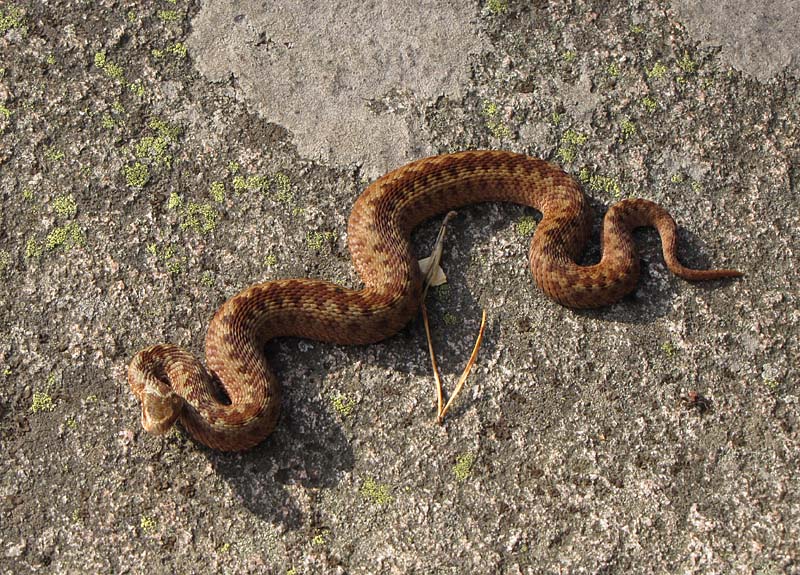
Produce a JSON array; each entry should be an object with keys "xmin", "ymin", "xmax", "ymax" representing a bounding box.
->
[{"xmin": 128, "ymin": 151, "xmax": 740, "ymax": 451}]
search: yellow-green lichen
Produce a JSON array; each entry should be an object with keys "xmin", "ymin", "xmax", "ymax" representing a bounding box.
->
[
  {"xmin": 646, "ymin": 62, "xmax": 668, "ymax": 79},
  {"xmin": 579, "ymin": 170, "xmax": 622, "ymax": 199},
  {"xmin": 619, "ymin": 118, "xmax": 636, "ymax": 140},
  {"xmin": 556, "ymin": 129, "xmax": 587, "ymax": 163},
  {"xmin": 0, "ymin": 3, "xmax": 27, "ymax": 34},
  {"xmin": 515, "ymin": 215, "xmax": 537, "ymax": 236},
  {"xmin": 133, "ymin": 119, "xmax": 180, "ymax": 168},
  {"xmin": 551, "ymin": 111, "xmax": 562, "ymax": 126},
  {"xmin": 101, "ymin": 114, "xmax": 115, "ymax": 129},
  {"xmin": 166, "ymin": 249, "xmax": 185, "ymax": 274},
  {"xmin": 181, "ymin": 202, "xmax": 219, "ymax": 234},
  {"xmin": 661, "ymin": 341, "xmax": 676, "ymax": 357},
  {"xmin": 556, "ymin": 146, "xmax": 576, "ymax": 163},
  {"xmin": 263, "ymin": 254, "xmax": 277, "ymax": 267},
  {"xmin": 53, "ymin": 194, "xmax": 77, "ymax": 218},
  {"xmin": 128, "ymin": 80, "xmax": 146, "ymax": 97},
  {"xmin": 306, "ymin": 230, "xmax": 336, "ymax": 251},
  {"xmin": 677, "ymin": 52, "xmax": 697, "ymax": 74},
  {"xmin": 443, "ymin": 312, "xmax": 459, "ymax": 326},
  {"xmin": 0, "ymin": 249, "xmax": 10, "ymax": 273},
  {"xmin": 629, "ymin": 24, "xmax": 644, "ymax": 34},
  {"xmin": 65, "ymin": 416, "xmax": 78, "ymax": 430},
  {"xmin": 331, "ymin": 393, "xmax": 356, "ymax": 417},
  {"xmin": 210, "ymin": 181, "xmax": 225, "ymax": 203},
  {"xmin": 150, "ymin": 118, "xmax": 181, "ymax": 140},
  {"xmin": 168, "ymin": 193, "xmax": 220, "ymax": 235},
  {"xmin": 71, "ymin": 508, "xmax": 84, "ymax": 524},
  {"xmin": 562, "ymin": 50, "xmax": 577, "ymax": 64},
  {"xmin": 485, "ymin": 0, "xmax": 508, "ymax": 14},
  {"xmin": 167, "ymin": 192, "xmax": 183, "ymax": 210},
  {"xmin": 148, "ymin": 243, "xmax": 186, "ymax": 274},
  {"xmin": 311, "ymin": 531, "xmax": 328, "ymax": 546},
  {"xmin": 606, "ymin": 62, "xmax": 620, "ymax": 78},
  {"xmin": 361, "ymin": 477, "xmax": 393, "ymax": 505},
  {"xmin": 641, "ymin": 96, "xmax": 658, "ymax": 113},
  {"xmin": 561, "ymin": 130, "xmax": 588, "ymax": 146},
  {"xmin": 763, "ymin": 378, "xmax": 780, "ymax": 392},
  {"xmin": 140, "ymin": 515, "xmax": 157, "ymax": 534},
  {"xmin": 273, "ymin": 172, "xmax": 292, "ymax": 202},
  {"xmin": 0, "ymin": 104, "xmax": 10, "ymax": 120},
  {"xmin": 94, "ymin": 51, "xmax": 125, "ymax": 81},
  {"xmin": 125, "ymin": 162, "xmax": 150, "ymax": 187},
  {"xmin": 158, "ymin": 10, "xmax": 180, "ymax": 22},
  {"xmin": 46, "ymin": 222, "xmax": 85, "ymax": 251},
  {"xmin": 453, "ymin": 452, "xmax": 476, "ymax": 481},
  {"xmin": 482, "ymin": 100, "xmax": 512, "ymax": 140},
  {"xmin": 671, "ymin": 173, "xmax": 685, "ymax": 184},
  {"xmin": 25, "ymin": 238, "xmax": 42, "ymax": 259},
  {"xmin": 691, "ymin": 181, "xmax": 703, "ymax": 194},
  {"xmin": 168, "ymin": 42, "xmax": 187, "ymax": 58},
  {"xmin": 232, "ymin": 174, "xmax": 269, "ymax": 194},
  {"xmin": 200, "ymin": 271, "xmax": 215, "ymax": 287},
  {"xmin": 227, "ymin": 161, "xmax": 240, "ymax": 175},
  {"xmin": 45, "ymin": 147, "xmax": 64, "ymax": 162},
  {"xmin": 31, "ymin": 391, "xmax": 55, "ymax": 413}
]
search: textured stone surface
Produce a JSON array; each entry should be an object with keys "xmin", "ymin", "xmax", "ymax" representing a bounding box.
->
[
  {"xmin": 672, "ymin": 0, "xmax": 800, "ymax": 81},
  {"xmin": 0, "ymin": 0, "xmax": 798, "ymax": 573},
  {"xmin": 188, "ymin": 0, "xmax": 487, "ymax": 176}
]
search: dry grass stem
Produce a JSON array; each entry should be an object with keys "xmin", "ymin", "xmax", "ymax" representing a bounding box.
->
[
  {"xmin": 419, "ymin": 211, "xmax": 487, "ymax": 424},
  {"xmin": 437, "ymin": 309, "xmax": 487, "ymax": 424}
]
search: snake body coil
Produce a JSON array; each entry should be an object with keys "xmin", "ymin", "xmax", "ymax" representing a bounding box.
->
[{"xmin": 128, "ymin": 151, "xmax": 741, "ymax": 451}]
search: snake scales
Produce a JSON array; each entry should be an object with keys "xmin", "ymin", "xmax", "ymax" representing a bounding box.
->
[{"xmin": 128, "ymin": 150, "xmax": 741, "ymax": 451}]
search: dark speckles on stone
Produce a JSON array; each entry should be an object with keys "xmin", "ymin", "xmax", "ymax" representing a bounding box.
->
[{"xmin": 2, "ymin": 0, "xmax": 781, "ymax": 566}]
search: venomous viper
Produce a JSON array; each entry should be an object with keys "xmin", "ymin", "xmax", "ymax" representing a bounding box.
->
[{"xmin": 128, "ymin": 150, "xmax": 741, "ymax": 451}]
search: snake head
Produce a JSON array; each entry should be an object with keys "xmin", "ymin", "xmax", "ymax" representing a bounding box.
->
[
  {"xmin": 138, "ymin": 379, "xmax": 185, "ymax": 435},
  {"xmin": 128, "ymin": 345, "xmax": 189, "ymax": 436}
]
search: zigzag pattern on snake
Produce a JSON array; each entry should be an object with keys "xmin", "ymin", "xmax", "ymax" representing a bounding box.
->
[{"xmin": 128, "ymin": 150, "xmax": 741, "ymax": 451}]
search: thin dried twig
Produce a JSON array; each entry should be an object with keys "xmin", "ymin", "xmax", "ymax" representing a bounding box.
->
[
  {"xmin": 420, "ymin": 301, "xmax": 445, "ymax": 416},
  {"xmin": 437, "ymin": 309, "xmax": 487, "ymax": 424},
  {"xmin": 419, "ymin": 211, "xmax": 488, "ymax": 424},
  {"xmin": 421, "ymin": 211, "xmax": 457, "ymax": 417}
]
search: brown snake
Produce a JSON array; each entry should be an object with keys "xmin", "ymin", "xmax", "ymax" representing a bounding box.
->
[{"xmin": 128, "ymin": 150, "xmax": 741, "ymax": 451}]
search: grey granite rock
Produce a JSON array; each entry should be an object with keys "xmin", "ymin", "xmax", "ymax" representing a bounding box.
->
[{"xmin": 0, "ymin": 0, "xmax": 797, "ymax": 573}]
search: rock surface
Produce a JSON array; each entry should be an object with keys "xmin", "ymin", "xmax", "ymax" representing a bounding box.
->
[{"xmin": 0, "ymin": 1, "xmax": 797, "ymax": 573}]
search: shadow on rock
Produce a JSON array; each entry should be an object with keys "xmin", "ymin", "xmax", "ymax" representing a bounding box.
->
[{"xmin": 210, "ymin": 391, "xmax": 354, "ymax": 530}]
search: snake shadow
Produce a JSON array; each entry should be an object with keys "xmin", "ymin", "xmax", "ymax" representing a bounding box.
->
[{"xmin": 210, "ymin": 355, "xmax": 355, "ymax": 529}]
